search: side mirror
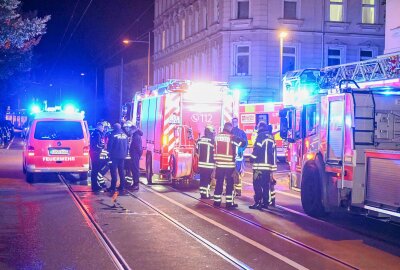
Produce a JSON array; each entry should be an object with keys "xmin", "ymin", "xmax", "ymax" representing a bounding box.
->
[{"xmin": 280, "ymin": 119, "xmax": 288, "ymax": 139}]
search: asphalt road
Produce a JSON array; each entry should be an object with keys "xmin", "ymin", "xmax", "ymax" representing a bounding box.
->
[{"xmin": 1, "ymin": 136, "xmax": 400, "ymax": 270}]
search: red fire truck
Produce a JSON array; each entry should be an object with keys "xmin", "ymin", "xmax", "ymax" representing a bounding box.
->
[
  {"xmin": 280, "ymin": 52, "xmax": 400, "ymax": 221},
  {"xmin": 238, "ymin": 102, "xmax": 285, "ymax": 161},
  {"xmin": 130, "ymin": 80, "xmax": 238, "ymax": 184}
]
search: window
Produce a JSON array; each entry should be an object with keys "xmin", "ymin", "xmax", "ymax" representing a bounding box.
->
[
  {"xmin": 303, "ymin": 104, "xmax": 317, "ymax": 137},
  {"xmin": 237, "ymin": 0, "xmax": 249, "ymax": 19},
  {"xmin": 327, "ymin": 100, "xmax": 345, "ymax": 162},
  {"xmin": 329, "ymin": 0, "xmax": 343, "ymax": 22},
  {"xmin": 213, "ymin": 0, "xmax": 219, "ymax": 22},
  {"xmin": 175, "ymin": 23, "xmax": 179, "ymax": 44},
  {"xmin": 34, "ymin": 121, "xmax": 84, "ymax": 140},
  {"xmin": 284, "ymin": 0, "xmax": 297, "ymax": 19},
  {"xmin": 362, "ymin": 0, "xmax": 375, "ymax": 24},
  {"xmin": 234, "ymin": 45, "xmax": 250, "ymax": 76},
  {"xmin": 282, "ymin": 46, "xmax": 296, "ymax": 75},
  {"xmin": 327, "ymin": 48, "xmax": 342, "ymax": 66},
  {"xmin": 162, "ymin": 30, "xmax": 166, "ymax": 50},
  {"xmin": 360, "ymin": 49, "xmax": 373, "ymax": 61},
  {"xmin": 195, "ymin": 10, "xmax": 199, "ymax": 33},
  {"xmin": 181, "ymin": 18, "xmax": 186, "ymax": 40}
]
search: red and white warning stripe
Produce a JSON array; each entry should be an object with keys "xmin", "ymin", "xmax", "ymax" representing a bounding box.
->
[{"xmin": 164, "ymin": 93, "xmax": 181, "ymax": 153}]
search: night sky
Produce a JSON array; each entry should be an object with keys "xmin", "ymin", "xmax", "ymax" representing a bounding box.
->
[{"xmin": 20, "ymin": 0, "xmax": 154, "ymax": 116}]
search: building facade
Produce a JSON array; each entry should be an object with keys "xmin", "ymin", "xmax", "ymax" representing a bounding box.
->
[
  {"xmin": 384, "ymin": 0, "xmax": 400, "ymax": 54},
  {"xmin": 153, "ymin": 0, "xmax": 385, "ymax": 103}
]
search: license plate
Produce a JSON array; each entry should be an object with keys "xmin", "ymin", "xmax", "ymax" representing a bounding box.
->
[{"xmin": 49, "ymin": 148, "xmax": 70, "ymax": 155}]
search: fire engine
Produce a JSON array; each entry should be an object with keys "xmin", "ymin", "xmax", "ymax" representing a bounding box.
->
[
  {"xmin": 128, "ymin": 80, "xmax": 238, "ymax": 184},
  {"xmin": 238, "ymin": 102, "xmax": 286, "ymax": 161},
  {"xmin": 279, "ymin": 52, "xmax": 400, "ymax": 221}
]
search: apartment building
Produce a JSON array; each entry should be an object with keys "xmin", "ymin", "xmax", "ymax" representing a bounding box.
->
[{"xmin": 153, "ymin": 0, "xmax": 385, "ymax": 103}]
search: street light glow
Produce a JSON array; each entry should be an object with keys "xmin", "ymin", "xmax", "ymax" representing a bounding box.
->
[
  {"xmin": 122, "ymin": 39, "xmax": 131, "ymax": 45},
  {"xmin": 279, "ymin": 31, "xmax": 288, "ymax": 39}
]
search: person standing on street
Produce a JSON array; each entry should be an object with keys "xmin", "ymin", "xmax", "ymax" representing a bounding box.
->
[
  {"xmin": 196, "ymin": 125, "xmax": 216, "ymax": 199},
  {"xmin": 249, "ymin": 122, "xmax": 277, "ymax": 210},
  {"xmin": 231, "ymin": 117, "xmax": 248, "ymax": 196},
  {"xmin": 213, "ymin": 122, "xmax": 246, "ymax": 209},
  {"xmin": 129, "ymin": 125, "xmax": 143, "ymax": 191},
  {"xmin": 107, "ymin": 123, "xmax": 128, "ymax": 193},
  {"xmin": 89, "ymin": 122, "xmax": 106, "ymax": 192},
  {"xmin": 122, "ymin": 121, "xmax": 134, "ymax": 187}
]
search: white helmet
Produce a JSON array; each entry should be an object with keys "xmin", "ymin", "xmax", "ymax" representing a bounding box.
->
[{"xmin": 123, "ymin": 120, "xmax": 134, "ymax": 128}]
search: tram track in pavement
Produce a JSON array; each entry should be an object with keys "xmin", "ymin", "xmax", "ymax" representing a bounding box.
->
[
  {"xmin": 62, "ymin": 171, "xmax": 394, "ymax": 270},
  {"xmin": 140, "ymin": 182, "xmax": 360, "ymax": 270},
  {"xmin": 58, "ymin": 174, "xmax": 131, "ymax": 270},
  {"xmin": 60, "ymin": 174, "xmax": 251, "ymax": 270}
]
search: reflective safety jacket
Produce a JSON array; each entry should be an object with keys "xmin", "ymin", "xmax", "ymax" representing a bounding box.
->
[
  {"xmin": 250, "ymin": 129, "xmax": 277, "ymax": 171},
  {"xmin": 214, "ymin": 131, "xmax": 245, "ymax": 168},
  {"xmin": 196, "ymin": 136, "xmax": 215, "ymax": 169}
]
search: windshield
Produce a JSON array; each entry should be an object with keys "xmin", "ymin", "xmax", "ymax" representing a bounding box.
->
[{"xmin": 34, "ymin": 121, "xmax": 84, "ymax": 140}]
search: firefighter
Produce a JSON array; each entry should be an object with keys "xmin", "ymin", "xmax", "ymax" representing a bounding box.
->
[
  {"xmin": 129, "ymin": 124, "xmax": 143, "ymax": 191},
  {"xmin": 97, "ymin": 121, "xmax": 112, "ymax": 188},
  {"xmin": 213, "ymin": 122, "xmax": 246, "ymax": 209},
  {"xmin": 249, "ymin": 122, "xmax": 277, "ymax": 210},
  {"xmin": 89, "ymin": 122, "xmax": 106, "ymax": 192},
  {"xmin": 196, "ymin": 125, "xmax": 216, "ymax": 199},
  {"xmin": 107, "ymin": 123, "xmax": 128, "ymax": 193},
  {"xmin": 122, "ymin": 121, "xmax": 134, "ymax": 187},
  {"xmin": 266, "ymin": 124, "xmax": 277, "ymax": 207},
  {"xmin": 231, "ymin": 117, "xmax": 248, "ymax": 196}
]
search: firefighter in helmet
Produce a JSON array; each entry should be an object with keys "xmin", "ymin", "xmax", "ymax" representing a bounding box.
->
[
  {"xmin": 231, "ymin": 116, "xmax": 248, "ymax": 196},
  {"xmin": 213, "ymin": 122, "xmax": 246, "ymax": 209},
  {"xmin": 90, "ymin": 122, "xmax": 106, "ymax": 192},
  {"xmin": 96, "ymin": 120, "xmax": 112, "ymax": 188},
  {"xmin": 249, "ymin": 122, "xmax": 277, "ymax": 210},
  {"xmin": 196, "ymin": 125, "xmax": 216, "ymax": 199}
]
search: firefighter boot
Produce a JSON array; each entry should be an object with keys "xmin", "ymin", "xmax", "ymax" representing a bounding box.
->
[
  {"xmin": 226, "ymin": 202, "xmax": 238, "ymax": 209},
  {"xmin": 249, "ymin": 202, "xmax": 263, "ymax": 210}
]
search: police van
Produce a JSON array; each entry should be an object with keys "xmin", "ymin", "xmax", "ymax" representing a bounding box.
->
[{"xmin": 22, "ymin": 110, "xmax": 90, "ymax": 183}]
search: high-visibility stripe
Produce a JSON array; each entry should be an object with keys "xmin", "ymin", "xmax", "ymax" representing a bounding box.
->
[
  {"xmin": 214, "ymin": 153, "xmax": 232, "ymax": 158},
  {"xmin": 249, "ymin": 154, "xmax": 257, "ymax": 159},
  {"xmin": 216, "ymin": 164, "xmax": 235, "ymax": 168}
]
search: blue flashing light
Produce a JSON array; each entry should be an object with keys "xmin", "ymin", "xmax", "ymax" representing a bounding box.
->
[
  {"xmin": 30, "ymin": 105, "xmax": 41, "ymax": 114},
  {"xmin": 64, "ymin": 104, "xmax": 76, "ymax": 114}
]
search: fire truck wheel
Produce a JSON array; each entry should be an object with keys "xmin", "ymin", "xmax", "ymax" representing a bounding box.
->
[
  {"xmin": 26, "ymin": 172, "xmax": 34, "ymax": 183},
  {"xmin": 301, "ymin": 161, "xmax": 326, "ymax": 217},
  {"xmin": 146, "ymin": 154, "xmax": 153, "ymax": 185}
]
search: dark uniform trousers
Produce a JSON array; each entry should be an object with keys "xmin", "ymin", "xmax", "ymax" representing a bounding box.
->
[
  {"xmin": 110, "ymin": 158, "xmax": 126, "ymax": 190},
  {"xmin": 199, "ymin": 167, "xmax": 213, "ymax": 197},
  {"xmin": 124, "ymin": 156, "xmax": 133, "ymax": 186},
  {"xmin": 253, "ymin": 170, "xmax": 273, "ymax": 205},
  {"xmin": 131, "ymin": 155, "xmax": 140, "ymax": 185},
  {"xmin": 90, "ymin": 153, "xmax": 102, "ymax": 190},
  {"xmin": 214, "ymin": 167, "xmax": 235, "ymax": 204}
]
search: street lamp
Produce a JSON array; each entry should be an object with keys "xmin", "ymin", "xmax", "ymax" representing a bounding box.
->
[
  {"xmin": 122, "ymin": 32, "xmax": 151, "ymax": 87},
  {"xmin": 279, "ymin": 31, "xmax": 288, "ymax": 101},
  {"xmin": 120, "ymin": 32, "xmax": 151, "ymax": 121}
]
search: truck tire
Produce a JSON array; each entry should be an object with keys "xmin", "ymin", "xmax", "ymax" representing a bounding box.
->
[
  {"xmin": 26, "ymin": 172, "xmax": 34, "ymax": 183},
  {"xmin": 146, "ymin": 153, "xmax": 153, "ymax": 185},
  {"xmin": 301, "ymin": 161, "xmax": 326, "ymax": 217}
]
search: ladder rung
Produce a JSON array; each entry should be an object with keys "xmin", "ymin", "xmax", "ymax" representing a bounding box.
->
[
  {"xmin": 355, "ymin": 117, "xmax": 374, "ymax": 120},
  {"xmin": 354, "ymin": 130, "xmax": 374, "ymax": 132}
]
